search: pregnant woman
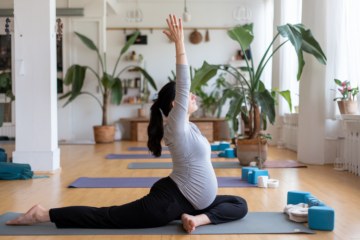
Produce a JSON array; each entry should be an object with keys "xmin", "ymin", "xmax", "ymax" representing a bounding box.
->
[{"xmin": 7, "ymin": 14, "xmax": 247, "ymax": 234}]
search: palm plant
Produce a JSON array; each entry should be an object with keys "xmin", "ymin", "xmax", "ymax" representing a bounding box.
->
[
  {"xmin": 191, "ymin": 23, "xmax": 326, "ymax": 139},
  {"xmin": 60, "ymin": 31, "xmax": 157, "ymax": 126}
]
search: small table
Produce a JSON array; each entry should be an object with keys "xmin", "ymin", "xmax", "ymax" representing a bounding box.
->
[{"xmin": 120, "ymin": 117, "xmax": 226, "ymax": 142}]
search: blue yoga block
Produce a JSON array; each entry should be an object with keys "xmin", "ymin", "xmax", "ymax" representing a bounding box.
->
[
  {"xmin": 248, "ymin": 169, "xmax": 269, "ymax": 184},
  {"xmin": 218, "ymin": 152, "xmax": 225, "ymax": 157},
  {"xmin": 211, "ymin": 144, "xmax": 219, "ymax": 151},
  {"xmin": 241, "ymin": 167, "xmax": 258, "ymax": 180},
  {"xmin": 308, "ymin": 206, "xmax": 335, "ymax": 231},
  {"xmin": 0, "ymin": 152, "xmax": 7, "ymax": 162},
  {"xmin": 219, "ymin": 142, "xmax": 230, "ymax": 151},
  {"xmin": 224, "ymin": 148, "xmax": 235, "ymax": 158},
  {"xmin": 287, "ymin": 191, "xmax": 312, "ymax": 205}
]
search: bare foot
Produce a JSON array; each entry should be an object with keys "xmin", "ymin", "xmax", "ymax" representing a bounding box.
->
[
  {"xmin": 181, "ymin": 213, "xmax": 196, "ymax": 233},
  {"xmin": 6, "ymin": 205, "xmax": 49, "ymax": 225}
]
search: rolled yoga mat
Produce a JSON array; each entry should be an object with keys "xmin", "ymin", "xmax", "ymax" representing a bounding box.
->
[
  {"xmin": 0, "ymin": 212, "xmax": 315, "ymax": 235},
  {"xmin": 68, "ymin": 177, "xmax": 257, "ymax": 188},
  {"xmin": 106, "ymin": 153, "xmax": 221, "ymax": 159},
  {"xmin": 128, "ymin": 162, "xmax": 244, "ymax": 169}
]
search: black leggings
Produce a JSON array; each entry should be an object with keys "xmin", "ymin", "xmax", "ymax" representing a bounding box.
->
[{"xmin": 49, "ymin": 177, "xmax": 248, "ymax": 228}]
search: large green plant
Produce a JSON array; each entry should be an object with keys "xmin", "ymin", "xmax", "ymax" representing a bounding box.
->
[
  {"xmin": 60, "ymin": 31, "xmax": 157, "ymax": 126},
  {"xmin": 191, "ymin": 23, "xmax": 326, "ymax": 139}
]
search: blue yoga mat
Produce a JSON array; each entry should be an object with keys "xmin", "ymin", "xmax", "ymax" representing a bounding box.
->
[
  {"xmin": 68, "ymin": 177, "xmax": 257, "ymax": 188},
  {"xmin": 106, "ymin": 153, "xmax": 221, "ymax": 159}
]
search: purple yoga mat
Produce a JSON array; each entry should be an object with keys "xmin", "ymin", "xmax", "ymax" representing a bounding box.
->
[
  {"xmin": 128, "ymin": 147, "xmax": 169, "ymax": 151},
  {"xmin": 68, "ymin": 177, "xmax": 257, "ymax": 188},
  {"xmin": 106, "ymin": 153, "xmax": 220, "ymax": 159}
]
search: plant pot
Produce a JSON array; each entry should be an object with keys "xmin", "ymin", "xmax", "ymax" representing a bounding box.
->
[
  {"xmin": 337, "ymin": 100, "xmax": 358, "ymax": 114},
  {"xmin": 138, "ymin": 108, "xmax": 146, "ymax": 118},
  {"xmin": 294, "ymin": 106, "xmax": 299, "ymax": 113},
  {"xmin": 236, "ymin": 138, "xmax": 267, "ymax": 166},
  {"xmin": 93, "ymin": 125, "xmax": 115, "ymax": 143}
]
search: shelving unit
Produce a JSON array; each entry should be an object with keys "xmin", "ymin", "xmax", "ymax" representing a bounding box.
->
[{"xmin": 121, "ymin": 59, "xmax": 146, "ymax": 104}]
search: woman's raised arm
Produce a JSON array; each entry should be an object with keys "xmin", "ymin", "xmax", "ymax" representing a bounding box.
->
[{"xmin": 163, "ymin": 14, "xmax": 188, "ymax": 66}]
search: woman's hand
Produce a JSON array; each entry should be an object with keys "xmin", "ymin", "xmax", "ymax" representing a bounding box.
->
[{"xmin": 163, "ymin": 14, "xmax": 184, "ymax": 44}]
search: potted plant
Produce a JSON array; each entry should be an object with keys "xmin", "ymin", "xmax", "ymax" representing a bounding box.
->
[
  {"xmin": 191, "ymin": 23, "xmax": 326, "ymax": 166},
  {"xmin": 60, "ymin": 31, "xmax": 157, "ymax": 143},
  {"xmin": 333, "ymin": 79, "xmax": 358, "ymax": 114}
]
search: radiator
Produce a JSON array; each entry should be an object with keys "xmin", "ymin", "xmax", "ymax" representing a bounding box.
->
[
  {"xmin": 0, "ymin": 124, "xmax": 15, "ymax": 138},
  {"xmin": 282, "ymin": 114, "xmax": 298, "ymax": 152},
  {"xmin": 344, "ymin": 130, "xmax": 360, "ymax": 175}
]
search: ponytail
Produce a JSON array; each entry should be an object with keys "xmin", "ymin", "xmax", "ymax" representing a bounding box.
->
[
  {"xmin": 148, "ymin": 100, "xmax": 164, "ymax": 157},
  {"xmin": 147, "ymin": 81, "xmax": 176, "ymax": 157}
]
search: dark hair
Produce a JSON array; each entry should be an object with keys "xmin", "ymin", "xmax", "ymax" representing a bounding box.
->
[{"xmin": 147, "ymin": 81, "xmax": 176, "ymax": 157}]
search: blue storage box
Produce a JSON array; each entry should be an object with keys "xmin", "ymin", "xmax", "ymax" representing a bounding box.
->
[
  {"xmin": 224, "ymin": 148, "xmax": 235, "ymax": 158},
  {"xmin": 218, "ymin": 152, "xmax": 225, "ymax": 157},
  {"xmin": 287, "ymin": 190, "xmax": 312, "ymax": 205},
  {"xmin": 248, "ymin": 169, "xmax": 269, "ymax": 184},
  {"xmin": 308, "ymin": 206, "xmax": 335, "ymax": 231},
  {"xmin": 211, "ymin": 144, "xmax": 219, "ymax": 151},
  {"xmin": 219, "ymin": 142, "xmax": 230, "ymax": 151},
  {"xmin": 241, "ymin": 167, "xmax": 258, "ymax": 180}
]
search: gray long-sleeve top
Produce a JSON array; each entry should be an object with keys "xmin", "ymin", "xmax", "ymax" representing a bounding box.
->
[{"xmin": 164, "ymin": 64, "xmax": 218, "ymax": 210}]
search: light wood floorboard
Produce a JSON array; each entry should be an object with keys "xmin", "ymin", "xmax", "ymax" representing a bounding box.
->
[{"xmin": 0, "ymin": 141, "xmax": 359, "ymax": 240}]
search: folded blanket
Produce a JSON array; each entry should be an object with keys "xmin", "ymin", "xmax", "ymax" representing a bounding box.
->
[{"xmin": 0, "ymin": 162, "xmax": 49, "ymax": 180}]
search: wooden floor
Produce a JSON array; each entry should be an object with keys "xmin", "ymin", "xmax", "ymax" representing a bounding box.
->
[{"xmin": 1, "ymin": 141, "xmax": 360, "ymax": 240}]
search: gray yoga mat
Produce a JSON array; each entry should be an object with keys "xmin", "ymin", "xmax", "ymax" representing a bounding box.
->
[
  {"xmin": 106, "ymin": 153, "xmax": 221, "ymax": 159},
  {"xmin": 68, "ymin": 177, "xmax": 257, "ymax": 188},
  {"xmin": 0, "ymin": 212, "xmax": 315, "ymax": 235},
  {"xmin": 129, "ymin": 161, "xmax": 243, "ymax": 169}
]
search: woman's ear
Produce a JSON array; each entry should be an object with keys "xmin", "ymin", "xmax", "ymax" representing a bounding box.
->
[{"xmin": 172, "ymin": 100, "xmax": 175, "ymax": 107}]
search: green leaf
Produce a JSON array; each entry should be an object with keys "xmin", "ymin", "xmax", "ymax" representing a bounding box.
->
[
  {"xmin": 258, "ymin": 80, "xmax": 266, "ymax": 92},
  {"xmin": 278, "ymin": 90, "xmax": 292, "ymax": 113},
  {"xmin": 190, "ymin": 61, "xmax": 221, "ymax": 92},
  {"xmin": 261, "ymin": 112, "xmax": 267, "ymax": 131},
  {"xmin": 101, "ymin": 73, "xmax": 115, "ymax": 89},
  {"xmin": 227, "ymin": 25, "xmax": 254, "ymax": 52},
  {"xmin": 253, "ymin": 89, "xmax": 275, "ymax": 124},
  {"xmin": 298, "ymin": 27, "xmax": 327, "ymax": 65},
  {"xmin": 296, "ymin": 49, "xmax": 305, "ymax": 80},
  {"xmin": 75, "ymin": 32, "xmax": 99, "ymax": 52},
  {"xmin": 121, "ymin": 31, "xmax": 140, "ymax": 55},
  {"xmin": 242, "ymin": 23, "xmax": 254, "ymax": 33},
  {"xmin": 0, "ymin": 73, "xmax": 10, "ymax": 88},
  {"xmin": 239, "ymin": 67, "xmax": 253, "ymax": 72},
  {"xmin": 64, "ymin": 65, "xmax": 86, "ymax": 87},
  {"xmin": 225, "ymin": 92, "xmax": 244, "ymax": 138},
  {"xmin": 217, "ymin": 88, "xmax": 234, "ymax": 118},
  {"xmin": 111, "ymin": 78, "xmax": 123, "ymax": 105},
  {"xmin": 277, "ymin": 24, "xmax": 302, "ymax": 52},
  {"xmin": 59, "ymin": 91, "xmax": 72, "ymax": 100}
]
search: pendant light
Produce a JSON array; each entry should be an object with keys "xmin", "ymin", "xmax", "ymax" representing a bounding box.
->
[{"xmin": 183, "ymin": 0, "xmax": 191, "ymax": 22}]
